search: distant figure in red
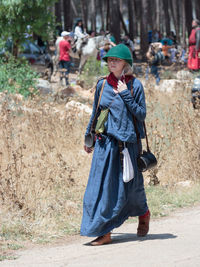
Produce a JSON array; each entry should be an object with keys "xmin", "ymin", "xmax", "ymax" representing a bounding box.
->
[
  {"xmin": 188, "ymin": 19, "xmax": 200, "ymax": 70},
  {"xmin": 59, "ymin": 31, "xmax": 72, "ymax": 85}
]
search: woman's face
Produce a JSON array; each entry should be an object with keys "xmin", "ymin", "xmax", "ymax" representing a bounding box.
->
[{"xmin": 107, "ymin": 57, "xmax": 126, "ymax": 76}]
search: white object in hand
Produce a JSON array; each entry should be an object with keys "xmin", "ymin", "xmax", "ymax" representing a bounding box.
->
[{"xmin": 122, "ymin": 147, "xmax": 134, "ymax": 183}]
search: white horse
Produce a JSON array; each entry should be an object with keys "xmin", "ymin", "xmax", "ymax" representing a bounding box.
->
[
  {"xmin": 70, "ymin": 35, "xmax": 110, "ymax": 73},
  {"xmin": 53, "ymin": 35, "xmax": 110, "ymax": 75}
]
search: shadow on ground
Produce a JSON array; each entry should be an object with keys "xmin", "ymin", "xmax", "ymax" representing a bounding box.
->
[{"xmin": 83, "ymin": 232, "xmax": 177, "ymax": 246}]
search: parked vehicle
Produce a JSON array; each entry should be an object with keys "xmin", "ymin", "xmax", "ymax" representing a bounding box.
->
[{"xmin": 0, "ymin": 40, "xmax": 53, "ymax": 81}]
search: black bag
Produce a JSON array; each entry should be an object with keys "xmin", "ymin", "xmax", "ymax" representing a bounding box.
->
[
  {"xmin": 137, "ymin": 150, "xmax": 157, "ymax": 172},
  {"xmin": 84, "ymin": 132, "xmax": 95, "ymax": 148},
  {"xmin": 130, "ymin": 78, "xmax": 157, "ymax": 172}
]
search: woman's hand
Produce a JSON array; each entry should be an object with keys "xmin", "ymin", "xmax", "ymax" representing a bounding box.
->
[
  {"xmin": 117, "ymin": 80, "xmax": 127, "ymax": 93},
  {"xmin": 84, "ymin": 145, "xmax": 93, "ymax": 153}
]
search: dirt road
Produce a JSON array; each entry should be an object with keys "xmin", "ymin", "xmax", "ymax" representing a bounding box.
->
[{"xmin": 1, "ymin": 205, "xmax": 200, "ymax": 267}]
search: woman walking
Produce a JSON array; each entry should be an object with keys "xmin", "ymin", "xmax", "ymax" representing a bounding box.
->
[{"xmin": 81, "ymin": 44, "xmax": 150, "ymax": 246}]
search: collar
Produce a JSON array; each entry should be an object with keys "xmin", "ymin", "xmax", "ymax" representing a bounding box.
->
[{"xmin": 107, "ymin": 72, "xmax": 133, "ymax": 87}]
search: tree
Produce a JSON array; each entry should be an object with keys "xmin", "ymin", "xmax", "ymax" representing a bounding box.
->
[
  {"xmin": 127, "ymin": 0, "xmax": 134, "ymax": 40},
  {"xmin": 80, "ymin": 0, "xmax": 88, "ymax": 31},
  {"xmin": 140, "ymin": 0, "xmax": 149, "ymax": 56},
  {"xmin": 0, "ymin": 0, "xmax": 57, "ymax": 56},
  {"xmin": 163, "ymin": 0, "xmax": 170, "ymax": 37},
  {"xmin": 63, "ymin": 0, "xmax": 73, "ymax": 31},
  {"xmin": 110, "ymin": 0, "xmax": 120, "ymax": 43},
  {"xmin": 55, "ymin": 0, "xmax": 62, "ymax": 34}
]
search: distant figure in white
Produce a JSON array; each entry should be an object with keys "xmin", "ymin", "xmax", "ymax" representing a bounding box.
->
[
  {"xmin": 74, "ymin": 19, "xmax": 89, "ymax": 54},
  {"xmin": 53, "ymin": 22, "xmax": 111, "ymax": 74}
]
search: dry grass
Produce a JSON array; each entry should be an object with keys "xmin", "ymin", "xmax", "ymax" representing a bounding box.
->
[
  {"xmin": 144, "ymin": 79, "xmax": 200, "ymax": 185},
  {"xmin": 0, "ymin": 93, "xmax": 92, "ymax": 241},
  {"xmin": 0, "ymin": 76, "xmax": 199, "ymax": 245}
]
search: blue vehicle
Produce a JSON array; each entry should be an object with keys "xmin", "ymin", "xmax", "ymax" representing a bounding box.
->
[{"xmin": 0, "ymin": 39, "xmax": 53, "ymax": 80}]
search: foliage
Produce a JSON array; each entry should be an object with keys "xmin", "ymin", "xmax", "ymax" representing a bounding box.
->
[
  {"xmin": 79, "ymin": 57, "xmax": 109, "ymax": 88},
  {"xmin": 0, "ymin": 0, "xmax": 57, "ymax": 55},
  {"xmin": 0, "ymin": 56, "xmax": 38, "ymax": 97}
]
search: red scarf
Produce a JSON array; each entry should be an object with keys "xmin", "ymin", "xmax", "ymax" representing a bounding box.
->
[{"xmin": 107, "ymin": 72, "xmax": 133, "ymax": 87}]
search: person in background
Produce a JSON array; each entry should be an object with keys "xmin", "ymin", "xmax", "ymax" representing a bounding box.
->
[
  {"xmin": 146, "ymin": 42, "xmax": 164, "ymax": 85},
  {"xmin": 59, "ymin": 31, "xmax": 72, "ymax": 86},
  {"xmin": 88, "ymin": 30, "xmax": 96, "ymax": 38},
  {"xmin": 169, "ymin": 31, "xmax": 177, "ymax": 45},
  {"xmin": 180, "ymin": 45, "xmax": 187, "ymax": 65},
  {"xmin": 188, "ymin": 19, "xmax": 200, "ymax": 70},
  {"xmin": 81, "ymin": 44, "xmax": 150, "ymax": 246},
  {"xmin": 98, "ymin": 42, "xmax": 116, "ymax": 68},
  {"xmin": 162, "ymin": 40, "xmax": 172, "ymax": 61},
  {"xmin": 74, "ymin": 19, "xmax": 88, "ymax": 54},
  {"xmin": 122, "ymin": 34, "xmax": 137, "ymax": 59},
  {"xmin": 169, "ymin": 45, "xmax": 178, "ymax": 63},
  {"xmin": 74, "ymin": 19, "xmax": 88, "ymax": 39}
]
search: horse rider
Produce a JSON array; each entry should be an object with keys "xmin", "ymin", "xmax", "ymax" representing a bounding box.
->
[{"xmin": 74, "ymin": 19, "xmax": 89, "ymax": 55}]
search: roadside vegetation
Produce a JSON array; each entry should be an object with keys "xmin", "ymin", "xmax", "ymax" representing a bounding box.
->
[
  {"xmin": 0, "ymin": 59, "xmax": 199, "ymax": 260},
  {"xmin": 0, "ymin": 56, "xmax": 38, "ymax": 97}
]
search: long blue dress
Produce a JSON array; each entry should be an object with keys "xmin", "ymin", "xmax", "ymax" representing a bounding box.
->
[{"xmin": 80, "ymin": 77, "xmax": 149, "ymax": 237}]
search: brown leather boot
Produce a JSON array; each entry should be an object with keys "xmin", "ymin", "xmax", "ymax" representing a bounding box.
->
[
  {"xmin": 137, "ymin": 211, "xmax": 150, "ymax": 237},
  {"xmin": 90, "ymin": 232, "xmax": 111, "ymax": 246}
]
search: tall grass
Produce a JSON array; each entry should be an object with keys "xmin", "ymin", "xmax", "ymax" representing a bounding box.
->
[{"xmin": 0, "ymin": 74, "xmax": 199, "ymax": 244}]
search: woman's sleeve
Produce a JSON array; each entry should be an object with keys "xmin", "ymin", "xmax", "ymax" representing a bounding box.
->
[
  {"xmin": 85, "ymin": 82, "xmax": 101, "ymax": 135},
  {"xmin": 119, "ymin": 79, "xmax": 146, "ymax": 121}
]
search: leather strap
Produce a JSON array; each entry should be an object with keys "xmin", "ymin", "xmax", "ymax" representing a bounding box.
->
[
  {"xmin": 91, "ymin": 79, "xmax": 106, "ymax": 131},
  {"xmin": 130, "ymin": 79, "xmax": 150, "ymax": 152}
]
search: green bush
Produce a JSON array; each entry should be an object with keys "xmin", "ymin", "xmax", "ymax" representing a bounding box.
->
[
  {"xmin": 0, "ymin": 56, "xmax": 38, "ymax": 97},
  {"xmin": 80, "ymin": 57, "xmax": 109, "ymax": 88}
]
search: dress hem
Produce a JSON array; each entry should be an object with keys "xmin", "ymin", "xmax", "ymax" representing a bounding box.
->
[{"xmin": 80, "ymin": 208, "xmax": 148, "ymax": 237}]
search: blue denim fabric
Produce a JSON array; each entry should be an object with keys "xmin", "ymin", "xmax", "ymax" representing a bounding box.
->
[
  {"xmin": 80, "ymin": 136, "xmax": 148, "ymax": 237},
  {"xmin": 59, "ymin": 60, "xmax": 71, "ymax": 85},
  {"xmin": 151, "ymin": 65, "xmax": 160, "ymax": 85},
  {"xmin": 81, "ymin": 78, "xmax": 148, "ymax": 237}
]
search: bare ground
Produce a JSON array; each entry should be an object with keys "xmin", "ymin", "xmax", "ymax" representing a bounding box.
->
[{"xmin": 1, "ymin": 204, "xmax": 200, "ymax": 267}]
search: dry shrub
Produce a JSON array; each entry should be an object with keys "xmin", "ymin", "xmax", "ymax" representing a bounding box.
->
[
  {"xmin": 144, "ymin": 81, "xmax": 200, "ymax": 185},
  {"xmin": 0, "ymin": 78, "xmax": 199, "ymax": 239},
  {"xmin": 0, "ymin": 93, "xmax": 91, "ymax": 238}
]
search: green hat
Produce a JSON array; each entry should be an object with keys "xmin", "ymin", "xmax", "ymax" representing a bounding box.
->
[{"xmin": 103, "ymin": 44, "xmax": 133, "ymax": 66}]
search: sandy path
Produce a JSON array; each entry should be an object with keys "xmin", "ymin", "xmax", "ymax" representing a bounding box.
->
[{"xmin": 1, "ymin": 205, "xmax": 200, "ymax": 267}]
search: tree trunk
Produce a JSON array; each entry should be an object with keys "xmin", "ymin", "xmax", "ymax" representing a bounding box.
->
[
  {"xmin": 169, "ymin": 0, "xmax": 181, "ymax": 43},
  {"xmin": 71, "ymin": 0, "xmax": 78, "ymax": 16},
  {"xmin": 13, "ymin": 39, "xmax": 19, "ymax": 57},
  {"xmin": 147, "ymin": 0, "xmax": 153, "ymax": 31},
  {"xmin": 194, "ymin": 0, "xmax": 200, "ymax": 20},
  {"xmin": 55, "ymin": 0, "xmax": 62, "ymax": 33},
  {"xmin": 127, "ymin": 0, "xmax": 134, "ymax": 39},
  {"xmin": 110, "ymin": 0, "xmax": 120, "ymax": 43},
  {"xmin": 91, "ymin": 0, "xmax": 96, "ymax": 31},
  {"xmin": 119, "ymin": 8, "xmax": 129, "ymax": 35},
  {"xmin": 185, "ymin": 0, "xmax": 193, "ymax": 38},
  {"xmin": 155, "ymin": 0, "xmax": 160, "ymax": 31},
  {"xmin": 131, "ymin": 0, "xmax": 137, "ymax": 37},
  {"xmin": 140, "ymin": 0, "xmax": 149, "ymax": 57},
  {"xmin": 63, "ymin": 0, "xmax": 72, "ymax": 31},
  {"xmin": 80, "ymin": 0, "xmax": 88, "ymax": 31},
  {"xmin": 163, "ymin": 0, "xmax": 170, "ymax": 36},
  {"xmin": 182, "ymin": 0, "xmax": 186, "ymax": 47},
  {"xmin": 106, "ymin": 0, "xmax": 110, "ymax": 31},
  {"xmin": 99, "ymin": 0, "xmax": 105, "ymax": 31}
]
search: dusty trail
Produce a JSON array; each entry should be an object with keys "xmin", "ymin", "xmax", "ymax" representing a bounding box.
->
[{"xmin": 1, "ymin": 205, "xmax": 200, "ymax": 267}]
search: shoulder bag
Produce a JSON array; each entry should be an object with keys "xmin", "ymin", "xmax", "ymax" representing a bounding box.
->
[
  {"xmin": 131, "ymin": 79, "xmax": 157, "ymax": 172},
  {"xmin": 84, "ymin": 79, "xmax": 106, "ymax": 148}
]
